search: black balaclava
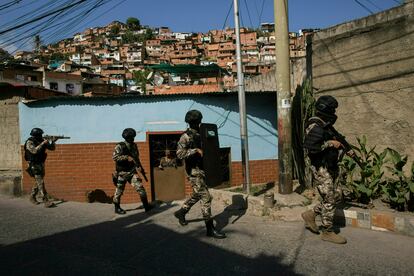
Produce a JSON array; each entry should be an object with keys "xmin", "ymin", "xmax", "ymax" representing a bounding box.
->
[{"xmin": 315, "ymin": 95, "xmax": 338, "ymax": 125}]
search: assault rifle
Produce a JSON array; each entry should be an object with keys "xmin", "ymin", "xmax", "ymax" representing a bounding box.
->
[
  {"xmin": 43, "ymin": 135, "xmax": 71, "ymax": 142},
  {"xmin": 131, "ymin": 158, "xmax": 149, "ymax": 182},
  {"xmin": 138, "ymin": 166, "xmax": 149, "ymax": 182},
  {"xmin": 326, "ymin": 126, "xmax": 363, "ymax": 168}
]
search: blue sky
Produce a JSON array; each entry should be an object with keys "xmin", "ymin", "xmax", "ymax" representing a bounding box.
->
[
  {"xmin": 0, "ymin": 0, "xmax": 402, "ymax": 52},
  {"xmin": 106, "ymin": 0, "xmax": 401, "ymax": 32}
]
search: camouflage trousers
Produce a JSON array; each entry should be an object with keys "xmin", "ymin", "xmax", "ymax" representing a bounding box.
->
[
  {"xmin": 113, "ymin": 171, "xmax": 147, "ymax": 204},
  {"xmin": 312, "ymin": 166, "xmax": 343, "ymax": 230},
  {"xmin": 29, "ymin": 162, "xmax": 48, "ymax": 200},
  {"xmin": 182, "ymin": 169, "xmax": 212, "ymax": 220}
]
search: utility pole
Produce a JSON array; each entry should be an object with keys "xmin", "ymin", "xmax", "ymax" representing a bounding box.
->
[
  {"xmin": 233, "ymin": 0, "xmax": 251, "ymax": 194},
  {"xmin": 274, "ymin": 0, "xmax": 293, "ymax": 194}
]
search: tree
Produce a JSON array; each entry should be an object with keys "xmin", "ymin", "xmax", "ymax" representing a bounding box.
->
[
  {"xmin": 0, "ymin": 48, "xmax": 12, "ymax": 62},
  {"xmin": 33, "ymin": 35, "xmax": 42, "ymax": 53},
  {"xmin": 50, "ymin": 52, "xmax": 69, "ymax": 61},
  {"xmin": 133, "ymin": 69, "xmax": 151, "ymax": 94},
  {"xmin": 110, "ymin": 25, "xmax": 120, "ymax": 36},
  {"xmin": 121, "ymin": 30, "xmax": 140, "ymax": 44},
  {"xmin": 126, "ymin": 17, "xmax": 141, "ymax": 30},
  {"xmin": 144, "ymin": 28, "xmax": 154, "ymax": 41}
]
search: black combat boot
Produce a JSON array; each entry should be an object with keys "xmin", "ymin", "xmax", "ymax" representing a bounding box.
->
[
  {"xmin": 30, "ymin": 194, "xmax": 40, "ymax": 205},
  {"xmin": 174, "ymin": 208, "xmax": 188, "ymax": 226},
  {"xmin": 140, "ymin": 195, "xmax": 154, "ymax": 212},
  {"xmin": 205, "ymin": 218, "xmax": 226, "ymax": 239},
  {"xmin": 43, "ymin": 196, "xmax": 55, "ymax": 208},
  {"xmin": 114, "ymin": 202, "xmax": 126, "ymax": 214}
]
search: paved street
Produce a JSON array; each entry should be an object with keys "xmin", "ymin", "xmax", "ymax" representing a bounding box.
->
[{"xmin": 1, "ymin": 194, "xmax": 414, "ymax": 275}]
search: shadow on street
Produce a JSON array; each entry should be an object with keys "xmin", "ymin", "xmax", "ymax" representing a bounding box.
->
[{"xmin": 0, "ymin": 202, "xmax": 299, "ymax": 275}]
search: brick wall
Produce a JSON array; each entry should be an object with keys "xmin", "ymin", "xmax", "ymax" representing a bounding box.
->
[
  {"xmin": 231, "ymin": 159, "xmax": 278, "ymax": 186},
  {"xmin": 22, "ymin": 143, "xmax": 278, "ymax": 203},
  {"xmin": 21, "ymin": 142, "xmax": 152, "ymax": 203}
]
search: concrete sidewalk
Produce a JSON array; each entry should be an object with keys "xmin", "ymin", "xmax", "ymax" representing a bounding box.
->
[
  {"xmin": 211, "ymin": 188, "xmax": 414, "ymax": 238},
  {"xmin": 1, "ymin": 194, "xmax": 414, "ymax": 275}
]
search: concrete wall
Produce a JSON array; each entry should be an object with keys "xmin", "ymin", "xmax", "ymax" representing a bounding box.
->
[
  {"xmin": 0, "ymin": 92, "xmax": 23, "ymax": 196},
  {"xmin": 311, "ymin": 1, "xmax": 414, "ymax": 163},
  {"xmin": 243, "ymin": 57, "xmax": 307, "ymax": 93},
  {"xmin": 0, "ymin": 94, "xmax": 22, "ymax": 171}
]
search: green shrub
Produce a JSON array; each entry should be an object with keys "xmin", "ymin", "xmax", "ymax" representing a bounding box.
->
[
  {"xmin": 341, "ymin": 136, "xmax": 387, "ymax": 204},
  {"xmin": 381, "ymin": 148, "xmax": 414, "ymax": 211}
]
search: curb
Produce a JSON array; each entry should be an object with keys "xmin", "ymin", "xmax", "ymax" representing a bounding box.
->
[
  {"xmin": 210, "ymin": 188, "xmax": 414, "ymax": 238},
  {"xmin": 335, "ymin": 207, "xmax": 414, "ymax": 237}
]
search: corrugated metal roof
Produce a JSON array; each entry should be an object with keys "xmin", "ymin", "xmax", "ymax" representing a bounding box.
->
[{"xmin": 22, "ymin": 90, "xmax": 277, "ymax": 104}]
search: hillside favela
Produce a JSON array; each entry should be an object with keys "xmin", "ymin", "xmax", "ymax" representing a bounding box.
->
[{"xmin": 1, "ymin": 18, "xmax": 312, "ymax": 95}]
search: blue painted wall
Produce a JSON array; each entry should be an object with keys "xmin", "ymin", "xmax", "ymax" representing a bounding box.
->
[{"xmin": 19, "ymin": 93, "xmax": 278, "ymax": 161}]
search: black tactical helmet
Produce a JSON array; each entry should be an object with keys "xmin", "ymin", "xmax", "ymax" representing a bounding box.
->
[
  {"xmin": 122, "ymin": 128, "xmax": 136, "ymax": 140},
  {"xmin": 30, "ymin": 128, "xmax": 44, "ymax": 137},
  {"xmin": 185, "ymin": 109, "xmax": 203, "ymax": 124},
  {"xmin": 315, "ymin": 95, "xmax": 338, "ymax": 115}
]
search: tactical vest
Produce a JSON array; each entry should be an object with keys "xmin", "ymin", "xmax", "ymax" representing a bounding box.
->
[
  {"xmin": 304, "ymin": 117, "xmax": 339, "ymax": 172},
  {"xmin": 184, "ymin": 129, "xmax": 203, "ymax": 175},
  {"xmin": 24, "ymin": 137, "xmax": 47, "ymax": 163},
  {"xmin": 115, "ymin": 142, "xmax": 136, "ymax": 172}
]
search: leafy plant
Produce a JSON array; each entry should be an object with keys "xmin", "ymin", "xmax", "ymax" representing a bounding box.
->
[
  {"xmin": 381, "ymin": 148, "xmax": 414, "ymax": 211},
  {"xmin": 340, "ymin": 136, "xmax": 387, "ymax": 204}
]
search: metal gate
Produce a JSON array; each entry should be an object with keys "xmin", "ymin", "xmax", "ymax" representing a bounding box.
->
[{"xmin": 149, "ymin": 133, "xmax": 185, "ymax": 202}]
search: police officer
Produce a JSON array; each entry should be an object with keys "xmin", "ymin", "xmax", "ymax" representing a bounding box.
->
[
  {"xmin": 112, "ymin": 128, "xmax": 153, "ymax": 214},
  {"xmin": 302, "ymin": 95, "xmax": 350, "ymax": 244},
  {"xmin": 173, "ymin": 110, "xmax": 226, "ymax": 239},
  {"xmin": 24, "ymin": 128, "xmax": 56, "ymax": 208}
]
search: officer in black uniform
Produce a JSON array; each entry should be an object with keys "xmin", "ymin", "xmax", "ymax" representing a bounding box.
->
[
  {"xmin": 173, "ymin": 110, "xmax": 226, "ymax": 239},
  {"xmin": 302, "ymin": 95, "xmax": 350, "ymax": 244},
  {"xmin": 112, "ymin": 128, "xmax": 153, "ymax": 214},
  {"xmin": 24, "ymin": 128, "xmax": 56, "ymax": 207}
]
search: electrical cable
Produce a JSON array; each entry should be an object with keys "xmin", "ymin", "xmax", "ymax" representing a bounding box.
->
[
  {"xmin": 354, "ymin": 0, "xmax": 374, "ymax": 14},
  {"xmin": 243, "ymin": 0, "xmax": 254, "ymax": 29},
  {"xmin": 0, "ymin": 0, "xmax": 21, "ymax": 12},
  {"xmin": 0, "ymin": 0, "xmax": 38, "ymax": 16},
  {"xmin": 259, "ymin": 0, "xmax": 265, "ymax": 26},
  {"xmin": 0, "ymin": 0, "xmax": 87, "ymax": 36},
  {"xmin": 221, "ymin": 0, "xmax": 234, "ymax": 30},
  {"xmin": 363, "ymin": 0, "xmax": 382, "ymax": 11},
  {"xmin": 2, "ymin": 0, "xmax": 112, "ymax": 52},
  {"xmin": 1, "ymin": 0, "xmax": 86, "ymax": 51},
  {"xmin": 0, "ymin": 0, "xmax": 66, "ymax": 30}
]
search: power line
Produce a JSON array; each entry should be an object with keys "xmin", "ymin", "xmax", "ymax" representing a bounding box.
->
[
  {"xmin": 354, "ymin": 0, "xmax": 374, "ymax": 14},
  {"xmin": 6, "ymin": 1, "xmax": 82, "ymax": 54},
  {"xmin": 259, "ymin": 0, "xmax": 266, "ymax": 26},
  {"xmin": 243, "ymin": 0, "xmax": 254, "ymax": 29},
  {"xmin": 1, "ymin": 0, "xmax": 116, "ymax": 54},
  {"xmin": 0, "ymin": 0, "xmax": 21, "ymax": 12},
  {"xmin": 0, "ymin": 0, "xmax": 87, "ymax": 36},
  {"xmin": 0, "ymin": 0, "xmax": 66, "ymax": 30},
  {"xmin": 222, "ymin": 0, "xmax": 233, "ymax": 30},
  {"xmin": 41, "ymin": 0, "xmax": 108, "ymax": 44},
  {"xmin": 363, "ymin": 0, "xmax": 382, "ymax": 11},
  {"xmin": 0, "ymin": 0, "xmax": 39, "ymax": 16},
  {"xmin": 1, "ymin": 0, "xmax": 86, "ymax": 50}
]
